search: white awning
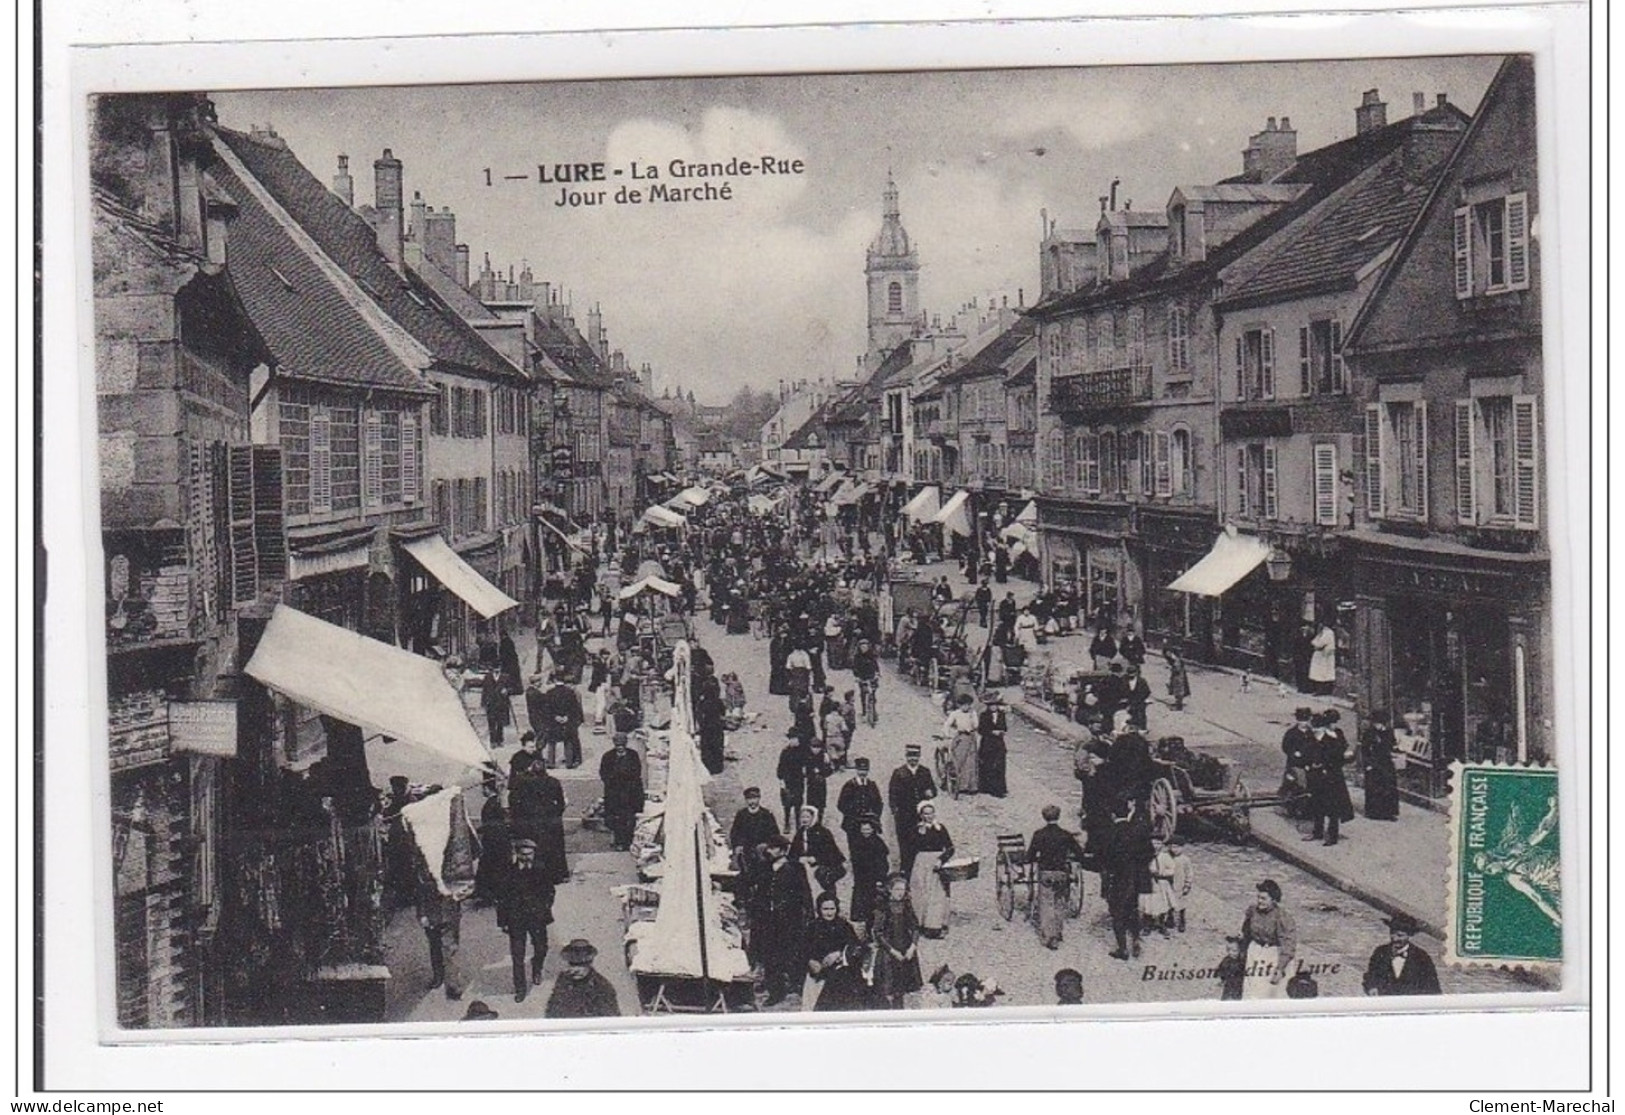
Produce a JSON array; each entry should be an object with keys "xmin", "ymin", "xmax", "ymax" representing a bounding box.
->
[
  {"xmin": 1003, "ymin": 522, "xmax": 1038, "ymax": 550},
  {"xmin": 1168, "ymin": 532, "xmax": 1273, "ymax": 597},
  {"xmin": 668, "ymin": 486, "xmax": 711, "ymax": 508},
  {"xmin": 403, "ymin": 534, "xmax": 519, "ymax": 619},
  {"xmin": 747, "ymin": 493, "xmax": 781, "ymax": 515},
  {"xmin": 902, "ymin": 485, "xmax": 941, "ymax": 522},
  {"xmin": 244, "ymin": 605, "xmax": 491, "ymax": 770},
  {"xmin": 815, "ymin": 471, "xmax": 845, "ymax": 494},
  {"xmin": 641, "ymin": 504, "xmax": 688, "ymax": 529},
  {"xmin": 933, "ymin": 490, "xmax": 973, "ymax": 536},
  {"xmin": 619, "ymin": 576, "xmax": 682, "ymax": 601},
  {"xmin": 287, "ymin": 538, "xmax": 372, "ymax": 581}
]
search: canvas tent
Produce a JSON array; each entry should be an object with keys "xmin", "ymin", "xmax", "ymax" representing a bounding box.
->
[
  {"xmin": 902, "ymin": 485, "xmax": 941, "ymax": 523},
  {"xmin": 640, "ymin": 504, "xmax": 688, "ymax": 530},
  {"xmin": 933, "ymin": 489, "xmax": 973, "ymax": 537}
]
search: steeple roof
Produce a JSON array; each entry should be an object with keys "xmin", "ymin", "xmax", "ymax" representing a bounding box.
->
[{"xmin": 866, "ymin": 173, "xmax": 915, "ymax": 264}]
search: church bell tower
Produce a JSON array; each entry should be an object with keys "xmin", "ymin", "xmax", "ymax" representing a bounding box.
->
[{"xmin": 864, "ymin": 173, "xmax": 919, "ymax": 375}]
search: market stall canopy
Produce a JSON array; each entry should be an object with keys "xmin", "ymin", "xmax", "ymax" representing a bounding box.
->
[
  {"xmin": 641, "ymin": 504, "xmax": 689, "ymax": 529},
  {"xmin": 933, "ymin": 489, "xmax": 973, "ymax": 537},
  {"xmin": 244, "ymin": 604, "xmax": 492, "ymax": 770},
  {"xmin": 619, "ymin": 576, "xmax": 682, "ymax": 601},
  {"xmin": 833, "ymin": 480, "xmax": 871, "ymax": 507},
  {"xmin": 635, "ymin": 559, "xmax": 668, "ymax": 582},
  {"xmin": 1168, "ymin": 531, "xmax": 1273, "ymax": 597},
  {"xmin": 403, "ymin": 534, "xmax": 520, "ymax": 619},
  {"xmin": 668, "ymin": 486, "xmax": 711, "ymax": 509},
  {"xmin": 746, "ymin": 493, "xmax": 781, "ymax": 516},
  {"xmin": 902, "ymin": 485, "xmax": 941, "ymax": 523},
  {"xmin": 815, "ymin": 471, "xmax": 845, "ymax": 495}
]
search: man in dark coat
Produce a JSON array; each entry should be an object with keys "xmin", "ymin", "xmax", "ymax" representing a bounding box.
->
[
  {"xmin": 846, "ymin": 814, "xmax": 890, "ymax": 930},
  {"xmin": 1280, "ymin": 707, "xmax": 1317, "ymax": 816},
  {"xmin": 509, "ymin": 751, "xmax": 570, "ymax": 884},
  {"xmin": 1361, "ymin": 914, "xmax": 1442, "ymax": 996},
  {"xmin": 598, "ymin": 732, "xmax": 644, "ymax": 851},
  {"xmin": 887, "ymin": 745, "xmax": 938, "ymax": 874},
  {"xmin": 836, "ymin": 757, "xmax": 884, "ymax": 842},
  {"xmin": 776, "ymin": 740, "xmax": 808, "ymax": 832},
  {"xmin": 694, "ymin": 664, "xmax": 728, "ymax": 776},
  {"xmin": 545, "ymin": 939, "xmax": 622, "ymax": 1017},
  {"xmin": 495, "ymin": 836, "xmax": 556, "ymax": 1002},
  {"xmin": 756, "ymin": 835, "xmax": 813, "ymax": 1006},
  {"xmin": 1305, "ymin": 711, "xmax": 1356, "ymax": 846},
  {"xmin": 538, "ymin": 672, "xmax": 586, "ymax": 769},
  {"xmin": 1097, "ymin": 795, "xmax": 1153, "ymax": 960}
]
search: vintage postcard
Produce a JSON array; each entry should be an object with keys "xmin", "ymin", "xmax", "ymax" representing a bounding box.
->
[{"xmin": 76, "ymin": 45, "xmax": 1581, "ymax": 1049}]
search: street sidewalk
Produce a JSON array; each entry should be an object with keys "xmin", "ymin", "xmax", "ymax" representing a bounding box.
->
[{"xmin": 1007, "ymin": 646, "xmax": 1455, "ymax": 937}]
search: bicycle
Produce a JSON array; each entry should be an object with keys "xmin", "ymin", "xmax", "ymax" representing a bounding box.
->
[
  {"xmin": 858, "ymin": 677, "xmax": 879, "ymax": 728},
  {"xmin": 931, "ymin": 734, "xmax": 960, "ymax": 800}
]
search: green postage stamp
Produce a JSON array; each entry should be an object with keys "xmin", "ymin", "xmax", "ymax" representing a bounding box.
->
[{"xmin": 1448, "ymin": 763, "xmax": 1562, "ymax": 967}]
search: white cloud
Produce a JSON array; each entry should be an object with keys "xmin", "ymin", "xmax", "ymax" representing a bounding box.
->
[{"xmin": 996, "ymin": 95, "xmax": 1154, "ymax": 152}]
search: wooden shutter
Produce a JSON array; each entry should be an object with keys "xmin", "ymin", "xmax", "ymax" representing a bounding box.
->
[
  {"xmin": 1261, "ymin": 328, "xmax": 1276, "ymax": 399},
  {"xmin": 401, "ymin": 411, "xmax": 419, "ymax": 504},
  {"xmin": 1513, "ymin": 394, "xmax": 1539, "ymax": 528},
  {"xmin": 1364, "ymin": 404, "xmax": 1384, "ymax": 519},
  {"xmin": 309, "ymin": 405, "xmax": 332, "ymax": 515},
  {"xmin": 1063, "ymin": 433, "xmax": 1077, "ymax": 492},
  {"xmin": 1262, "ymin": 443, "xmax": 1279, "ymax": 519},
  {"xmin": 474, "ymin": 389, "xmax": 488, "ymax": 438},
  {"xmin": 1154, "ymin": 431, "xmax": 1172, "ymax": 496},
  {"xmin": 1235, "ymin": 448, "xmax": 1249, "ymax": 517},
  {"xmin": 1506, "ymin": 192, "xmax": 1530, "ymax": 291},
  {"xmin": 1234, "ymin": 335, "xmax": 1245, "ymax": 400},
  {"xmin": 1331, "ymin": 321, "xmax": 1346, "ymax": 392},
  {"xmin": 1085, "ymin": 434, "xmax": 1101, "ymax": 493},
  {"xmin": 1453, "ymin": 205, "xmax": 1473, "ymax": 299},
  {"xmin": 1313, "ymin": 443, "xmax": 1338, "ymax": 525},
  {"xmin": 251, "ymin": 445, "xmax": 286, "ymax": 586},
  {"xmin": 362, "ymin": 409, "xmax": 383, "ymax": 510},
  {"xmin": 1299, "ymin": 326, "xmax": 1311, "ymax": 396},
  {"xmin": 227, "ymin": 445, "xmax": 258, "ymax": 606},
  {"xmin": 1454, "ymin": 400, "xmax": 1476, "ymax": 524},
  {"xmin": 1414, "ymin": 400, "xmax": 1430, "ymax": 521}
]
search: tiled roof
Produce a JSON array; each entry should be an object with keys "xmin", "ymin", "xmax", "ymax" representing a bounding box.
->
[
  {"xmin": 1027, "ymin": 103, "xmax": 1469, "ymax": 319},
  {"xmin": 411, "ymin": 256, "xmax": 500, "ymax": 322},
  {"xmin": 938, "ymin": 317, "xmax": 1037, "ymax": 386},
  {"xmin": 205, "ymin": 148, "xmax": 434, "ymax": 397},
  {"xmin": 216, "ymin": 126, "xmax": 525, "ymax": 384},
  {"xmin": 1213, "ymin": 149, "xmax": 1437, "ymax": 310},
  {"xmin": 782, "ymin": 401, "xmax": 832, "ymax": 449},
  {"xmin": 828, "ymin": 341, "xmax": 915, "ymax": 425},
  {"xmin": 1005, "ymin": 352, "xmax": 1037, "ymax": 388},
  {"xmin": 533, "ymin": 317, "xmax": 614, "ymax": 388}
]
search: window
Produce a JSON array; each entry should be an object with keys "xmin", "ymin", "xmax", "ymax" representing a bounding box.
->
[
  {"xmin": 328, "ymin": 406, "xmax": 361, "ymax": 512},
  {"xmin": 1297, "ymin": 320, "xmax": 1346, "ymax": 395},
  {"xmin": 1171, "ymin": 428, "xmax": 1193, "ymax": 497},
  {"xmin": 1099, "ymin": 430, "xmax": 1118, "ymax": 495},
  {"xmin": 1126, "ymin": 309, "xmax": 1147, "ymax": 370},
  {"xmin": 430, "ymin": 384, "xmax": 449, "ymax": 436},
  {"xmin": 474, "ymin": 477, "xmax": 489, "ymax": 533},
  {"xmin": 379, "ymin": 410, "xmax": 402, "ymax": 505},
  {"xmin": 1046, "ymin": 430, "xmax": 1066, "ymax": 491},
  {"xmin": 1454, "ymin": 192, "xmax": 1530, "ymax": 298},
  {"xmin": 1070, "ymin": 319, "xmax": 1089, "ymax": 373},
  {"xmin": 1123, "ymin": 430, "xmax": 1146, "ymax": 495},
  {"xmin": 279, "ymin": 400, "xmax": 311, "ymax": 516},
  {"xmin": 1096, "ymin": 313, "xmax": 1116, "ymax": 371},
  {"xmin": 887, "ymin": 282, "xmax": 903, "ymax": 314},
  {"xmin": 472, "ymin": 389, "xmax": 487, "ymax": 438},
  {"xmin": 1365, "ymin": 400, "xmax": 1429, "ymax": 521},
  {"xmin": 1234, "ymin": 327, "xmax": 1275, "ymax": 400},
  {"xmin": 1044, "ymin": 325, "xmax": 1064, "ymax": 375},
  {"xmin": 1167, "ymin": 305, "xmax": 1189, "ymax": 373},
  {"xmin": 1236, "ymin": 442, "xmax": 1278, "ymax": 519},
  {"xmin": 1455, "ymin": 395, "xmax": 1539, "ymax": 528},
  {"xmin": 432, "ymin": 479, "xmax": 451, "ymax": 534}
]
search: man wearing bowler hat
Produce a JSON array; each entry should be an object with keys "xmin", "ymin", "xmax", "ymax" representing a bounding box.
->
[
  {"xmin": 496, "ymin": 836, "xmax": 555, "ymax": 1003},
  {"xmin": 1361, "ymin": 913, "xmax": 1442, "ymax": 996},
  {"xmin": 544, "ymin": 939, "xmax": 621, "ymax": 1018}
]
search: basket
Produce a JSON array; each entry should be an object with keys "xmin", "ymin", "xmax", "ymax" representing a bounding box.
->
[{"xmin": 936, "ymin": 856, "xmax": 981, "ymax": 882}]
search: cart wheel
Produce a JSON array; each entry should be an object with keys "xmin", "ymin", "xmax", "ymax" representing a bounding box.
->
[
  {"xmin": 996, "ymin": 853, "xmax": 1016, "ymax": 921},
  {"xmin": 1149, "ymin": 777, "xmax": 1178, "ymax": 842},
  {"xmin": 1066, "ymin": 860, "xmax": 1088, "ymax": 918}
]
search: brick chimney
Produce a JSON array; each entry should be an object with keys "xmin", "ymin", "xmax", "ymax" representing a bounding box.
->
[
  {"xmin": 455, "ymin": 244, "xmax": 470, "ymax": 288},
  {"xmin": 1355, "ymin": 89, "xmax": 1387, "ymax": 135},
  {"xmin": 332, "ymin": 154, "xmax": 353, "ymax": 206},
  {"xmin": 373, "ymin": 148, "xmax": 404, "ymax": 272},
  {"xmin": 1242, "ymin": 115, "xmax": 1297, "ymax": 181},
  {"xmin": 1413, "ymin": 91, "xmax": 1426, "ymax": 116}
]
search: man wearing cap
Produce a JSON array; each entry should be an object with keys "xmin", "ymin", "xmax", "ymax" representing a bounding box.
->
[
  {"xmin": 545, "ymin": 939, "xmax": 622, "ymax": 1018},
  {"xmin": 1361, "ymin": 914, "xmax": 1442, "ymax": 996},
  {"xmin": 836, "ymin": 758, "xmax": 884, "ymax": 845},
  {"xmin": 1280, "ymin": 708, "xmax": 1317, "ymax": 816},
  {"xmin": 756, "ymin": 835, "xmax": 813, "ymax": 1006},
  {"xmin": 888, "ymin": 745, "xmax": 938, "ymax": 875},
  {"xmin": 496, "ymin": 837, "xmax": 556, "ymax": 1003},
  {"xmin": 1027, "ymin": 804, "xmax": 1086, "ymax": 949},
  {"xmin": 598, "ymin": 732, "xmax": 644, "ymax": 852}
]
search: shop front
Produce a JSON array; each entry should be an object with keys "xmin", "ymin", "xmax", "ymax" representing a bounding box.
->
[
  {"xmin": 1351, "ymin": 534, "xmax": 1551, "ymax": 798},
  {"xmin": 397, "ymin": 530, "xmax": 522, "ymax": 661},
  {"xmin": 1035, "ymin": 498, "xmax": 1136, "ymax": 628},
  {"xmin": 1137, "ymin": 506, "xmax": 1218, "ymax": 658}
]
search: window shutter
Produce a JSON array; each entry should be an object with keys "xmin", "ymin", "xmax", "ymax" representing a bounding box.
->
[
  {"xmin": 1313, "ymin": 443, "xmax": 1338, "ymax": 525},
  {"xmin": 1506, "ymin": 192, "xmax": 1530, "ymax": 291},
  {"xmin": 1234, "ymin": 335, "xmax": 1245, "ymax": 400},
  {"xmin": 1085, "ymin": 434, "xmax": 1101, "ymax": 493},
  {"xmin": 1299, "ymin": 326, "xmax": 1311, "ymax": 396},
  {"xmin": 1139, "ymin": 432, "xmax": 1153, "ymax": 494},
  {"xmin": 1155, "ymin": 431, "xmax": 1172, "ymax": 496},
  {"xmin": 1414, "ymin": 400, "xmax": 1430, "ymax": 521},
  {"xmin": 1454, "ymin": 400, "xmax": 1476, "ymax": 525},
  {"xmin": 1063, "ymin": 434, "xmax": 1077, "ymax": 492},
  {"xmin": 1263, "ymin": 443, "xmax": 1279, "ymax": 519},
  {"xmin": 1261, "ymin": 328, "xmax": 1276, "ymax": 399},
  {"xmin": 1235, "ymin": 448, "xmax": 1249, "ymax": 517},
  {"xmin": 401, "ymin": 411, "xmax": 419, "ymax": 504},
  {"xmin": 474, "ymin": 390, "xmax": 487, "ymax": 438},
  {"xmin": 1453, "ymin": 205, "xmax": 1473, "ymax": 299},
  {"xmin": 251, "ymin": 445, "xmax": 286, "ymax": 587},
  {"xmin": 1331, "ymin": 321, "xmax": 1345, "ymax": 393},
  {"xmin": 309, "ymin": 405, "xmax": 332, "ymax": 515},
  {"xmin": 226, "ymin": 445, "xmax": 258, "ymax": 607},
  {"xmin": 1513, "ymin": 394, "xmax": 1539, "ymax": 528},
  {"xmin": 1363, "ymin": 404, "xmax": 1384, "ymax": 519},
  {"xmin": 363, "ymin": 410, "xmax": 383, "ymax": 510}
]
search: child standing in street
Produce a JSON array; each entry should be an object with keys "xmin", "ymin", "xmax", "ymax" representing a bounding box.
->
[
  {"xmin": 1217, "ymin": 936, "xmax": 1247, "ymax": 1000},
  {"xmin": 1165, "ymin": 647, "xmax": 1191, "ymax": 711},
  {"xmin": 1167, "ymin": 837, "xmax": 1193, "ymax": 933},
  {"xmin": 1143, "ymin": 838, "xmax": 1177, "ymax": 936}
]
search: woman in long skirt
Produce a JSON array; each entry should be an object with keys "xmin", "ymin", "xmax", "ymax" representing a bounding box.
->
[
  {"xmin": 870, "ymin": 873, "xmax": 923, "ymax": 1009},
  {"xmin": 805, "ymin": 893, "xmax": 874, "ymax": 1012},
  {"xmin": 908, "ymin": 803, "xmax": 955, "ymax": 938},
  {"xmin": 977, "ymin": 693, "xmax": 1010, "ymax": 798},
  {"xmin": 942, "ymin": 695, "xmax": 980, "ymax": 796},
  {"xmin": 1361, "ymin": 714, "xmax": 1401, "ymax": 820}
]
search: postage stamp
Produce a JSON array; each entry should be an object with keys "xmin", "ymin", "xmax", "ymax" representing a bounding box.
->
[{"xmin": 1447, "ymin": 763, "xmax": 1562, "ymax": 968}]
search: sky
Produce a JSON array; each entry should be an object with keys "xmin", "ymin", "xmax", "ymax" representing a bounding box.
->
[{"xmin": 214, "ymin": 56, "xmax": 1501, "ymax": 404}]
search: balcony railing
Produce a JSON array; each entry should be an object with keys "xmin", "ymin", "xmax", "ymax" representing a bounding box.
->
[{"xmin": 1049, "ymin": 365, "xmax": 1154, "ymax": 413}]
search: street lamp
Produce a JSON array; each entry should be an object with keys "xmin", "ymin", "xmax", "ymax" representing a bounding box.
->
[{"xmin": 1264, "ymin": 545, "xmax": 1293, "ymax": 582}]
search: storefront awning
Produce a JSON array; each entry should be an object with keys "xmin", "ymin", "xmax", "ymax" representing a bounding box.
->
[
  {"xmin": 1168, "ymin": 532, "xmax": 1273, "ymax": 597},
  {"xmin": 902, "ymin": 485, "xmax": 941, "ymax": 522},
  {"xmin": 668, "ymin": 486, "xmax": 711, "ymax": 509},
  {"xmin": 403, "ymin": 534, "xmax": 519, "ymax": 619},
  {"xmin": 933, "ymin": 490, "xmax": 973, "ymax": 536},
  {"xmin": 619, "ymin": 576, "xmax": 682, "ymax": 601},
  {"xmin": 747, "ymin": 493, "xmax": 781, "ymax": 515},
  {"xmin": 244, "ymin": 604, "xmax": 492, "ymax": 770}
]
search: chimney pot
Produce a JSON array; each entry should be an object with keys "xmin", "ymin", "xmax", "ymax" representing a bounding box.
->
[
  {"xmin": 1267, "ymin": 116, "xmax": 1277, "ymax": 131},
  {"xmin": 1413, "ymin": 92, "xmax": 1426, "ymax": 115},
  {"xmin": 1280, "ymin": 116, "xmax": 1291, "ymax": 131},
  {"xmin": 1436, "ymin": 93, "xmax": 1448, "ymax": 107}
]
